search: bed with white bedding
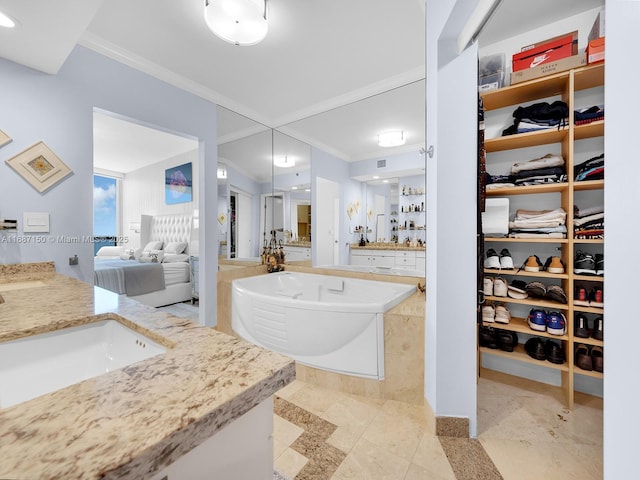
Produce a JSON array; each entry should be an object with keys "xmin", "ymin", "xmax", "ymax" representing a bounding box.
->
[{"xmin": 93, "ymin": 214, "xmax": 194, "ymax": 307}]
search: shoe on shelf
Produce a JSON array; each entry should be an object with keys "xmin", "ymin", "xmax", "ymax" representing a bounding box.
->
[
  {"xmin": 496, "ymin": 329, "xmax": 518, "ymax": 352},
  {"xmin": 479, "ymin": 326, "xmax": 498, "ymax": 349},
  {"xmin": 544, "ymin": 256, "xmax": 565, "ymax": 274},
  {"xmin": 525, "ymin": 281, "xmax": 546, "ymax": 298},
  {"xmin": 546, "ymin": 311, "xmax": 566, "ymax": 335},
  {"xmin": 483, "ymin": 277, "xmax": 494, "ymax": 296},
  {"xmin": 592, "ymin": 316, "xmax": 604, "ymax": 341},
  {"xmin": 484, "ymin": 248, "xmax": 501, "ymax": 269},
  {"xmin": 595, "ymin": 253, "xmax": 604, "ymax": 276},
  {"xmin": 544, "ymin": 339, "xmax": 565, "ymax": 364},
  {"xmin": 574, "ymin": 313, "xmax": 590, "ymax": 338},
  {"xmin": 524, "ymin": 255, "xmax": 543, "ymax": 272},
  {"xmin": 499, "ymin": 248, "xmax": 514, "ymax": 269},
  {"xmin": 589, "ymin": 287, "xmax": 604, "ymax": 308},
  {"xmin": 574, "ymin": 251, "xmax": 597, "ymax": 275},
  {"xmin": 482, "ymin": 304, "xmax": 496, "ymax": 323},
  {"xmin": 493, "ymin": 277, "xmax": 508, "ymax": 297},
  {"xmin": 546, "ymin": 285, "xmax": 568, "ymax": 304},
  {"xmin": 573, "ymin": 285, "xmax": 590, "ymax": 307},
  {"xmin": 591, "ymin": 345, "xmax": 604, "ymax": 373},
  {"xmin": 494, "ymin": 304, "xmax": 511, "ymax": 324},
  {"xmin": 508, "ymin": 279, "xmax": 528, "ymax": 299},
  {"xmin": 575, "ymin": 343, "xmax": 593, "ymax": 371},
  {"xmin": 528, "ymin": 309, "xmax": 547, "ymax": 332},
  {"xmin": 525, "ymin": 337, "xmax": 546, "ymax": 361}
]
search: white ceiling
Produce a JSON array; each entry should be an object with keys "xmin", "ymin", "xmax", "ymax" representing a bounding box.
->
[{"xmin": 0, "ymin": 0, "xmax": 604, "ymax": 181}]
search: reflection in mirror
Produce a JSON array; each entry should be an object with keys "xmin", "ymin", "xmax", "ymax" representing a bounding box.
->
[
  {"xmin": 278, "ymin": 80, "xmax": 426, "ymax": 276},
  {"xmin": 217, "ymin": 106, "xmax": 272, "ymax": 264}
]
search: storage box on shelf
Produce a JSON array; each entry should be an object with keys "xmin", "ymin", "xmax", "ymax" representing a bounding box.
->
[{"xmin": 480, "ymin": 63, "xmax": 605, "ymax": 409}]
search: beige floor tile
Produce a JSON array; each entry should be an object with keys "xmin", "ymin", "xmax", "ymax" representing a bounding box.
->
[
  {"xmin": 326, "ymin": 423, "xmax": 368, "ymax": 454},
  {"xmin": 411, "ymin": 433, "xmax": 456, "ymax": 478},
  {"xmin": 321, "ymin": 394, "xmax": 382, "ymax": 428},
  {"xmin": 273, "ymin": 437, "xmax": 289, "ymax": 461},
  {"xmin": 331, "ymin": 437, "xmax": 410, "ymax": 480},
  {"xmin": 274, "ymin": 414, "xmax": 304, "ymax": 447},
  {"xmin": 381, "ymin": 398, "xmax": 429, "ymax": 428},
  {"xmin": 361, "ymin": 410, "xmax": 424, "ymax": 462},
  {"xmin": 277, "ymin": 379, "xmax": 307, "ymax": 400},
  {"xmin": 288, "ymin": 382, "xmax": 345, "ymax": 416},
  {"xmin": 275, "ymin": 447, "xmax": 308, "ymax": 480},
  {"xmin": 404, "ymin": 462, "xmax": 455, "ymax": 480},
  {"xmin": 480, "ymin": 438, "xmax": 602, "ymax": 480}
]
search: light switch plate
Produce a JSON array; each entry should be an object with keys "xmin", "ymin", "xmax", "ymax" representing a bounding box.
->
[{"xmin": 23, "ymin": 212, "xmax": 50, "ymax": 233}]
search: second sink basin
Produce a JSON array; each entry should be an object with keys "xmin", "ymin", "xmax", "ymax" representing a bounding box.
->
[{"xmin": 0, "ymin": 318, "xmax": 167, "ymax": 408}]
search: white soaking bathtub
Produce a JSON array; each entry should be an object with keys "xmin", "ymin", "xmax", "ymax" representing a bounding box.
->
[{"xmin": 231, "ymin": 271, "xmax": 416, "ymax": 379}]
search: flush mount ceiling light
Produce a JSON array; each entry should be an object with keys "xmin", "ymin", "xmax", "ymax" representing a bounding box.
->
[
  {"xmin": 0, "ymin": 10, "xmax": 16, "ymax": 28},
  {"xmin": 378, "ymin": 131, "xmax": 405, "ymax": 147},
  {"xmin": 274, "ymin": 156, "xmax": 295, "ymax": 168},
  {"xmin": 204, "ymin": 0, "xmax": 268, "ymax": 46}
]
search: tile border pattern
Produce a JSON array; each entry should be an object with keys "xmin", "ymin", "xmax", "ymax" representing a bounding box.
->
[{"xmin": 274, "ymin": 396, "xmax": 346, "ymax": 480}]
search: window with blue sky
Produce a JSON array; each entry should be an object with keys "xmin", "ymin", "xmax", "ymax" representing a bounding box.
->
[{"xmin": 93, "ymin": 175, "xmax": 117, "ymax": 236}]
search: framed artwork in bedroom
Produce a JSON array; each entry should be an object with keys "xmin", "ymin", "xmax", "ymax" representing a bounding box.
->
[{"xmin": 165, "ymin": 162, "xmax": 193, "ymax": 205}]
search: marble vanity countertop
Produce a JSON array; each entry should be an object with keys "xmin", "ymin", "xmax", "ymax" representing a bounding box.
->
[
  {"xmin": 283, "ymin": 242, "xmax": 311, "ymax": 248},
  {"xmin": 349, "ymin": 243, "xmax": 425, "ymax": 252},
  {"xmin": 0, "ymin": 268, "xmax": 295, "ymax": 480}
]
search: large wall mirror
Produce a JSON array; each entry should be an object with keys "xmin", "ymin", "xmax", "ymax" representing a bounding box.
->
[{"xmin": 216, "ymin": 79, "xmax": 425, "ymax": 276}]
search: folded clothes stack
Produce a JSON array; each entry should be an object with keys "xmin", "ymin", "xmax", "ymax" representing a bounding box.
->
[
  {"xmin": 574, "ymin": 204, "xmax": 604, "ymax": 239},
  {"xmin": 574, "ymin": 105, "xmax": 604, "ymax": 125},
  {"xmin": 508, "ymin": 207, "xmax": 567, "ymax": 238},
  {"xmin": 574, "ymin": 153, "xmax": 604, "ymax": 182},
  {"xmin": 486, "ymin": 153, "xmax": 567, "ymax": 189},
  {"xmin": 502, "ymin": 100, "xmax": 569, "ymax": 136}
]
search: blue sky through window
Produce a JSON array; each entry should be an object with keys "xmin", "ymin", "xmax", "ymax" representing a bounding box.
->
[{"xmin": 93, "ymin": 175, "xmax": 116, "ymax": 236}]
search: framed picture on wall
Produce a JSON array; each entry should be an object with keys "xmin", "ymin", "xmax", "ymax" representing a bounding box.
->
[
  {"xmin": 165, "ymin": 162, "xmax": 192, "ymax": 205},
  {"xmin": 0, "ymin": 129, "xmax": 11, "ymax": 148},
  {"xmin": 5, "ymin": 141, "xmax": 72, "ymax": 193}
]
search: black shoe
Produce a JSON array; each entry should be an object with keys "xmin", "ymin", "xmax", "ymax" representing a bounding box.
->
[
  {"xmin": 595, "ymin": 253, "xmax": 604, "ymax": 276},
  {"xmin": 479, "ymin": 326, "xmax": 498, "ymax": 349},
  {"xmin": 591, "ymin": 346, "xmax": 603, "ymax": 373},
  {"xmin": 574, "ymin": 313, "xmax": 590, "ymax": 338},
  {"xmin": 525, "ymin": 337, "xmax": 546, "ymax": 361},
  {"xmin": 546, "ymin": 285, "xmax": 568, "ymax": 304},
  {"xmin": 575, "ymin": 343, "xmax": 593, "ymax": 371},
  {"xmin": 525, "ymin": 281, "xmax": 546, "ymax": 298},
  {"xmin": 544, "ymin": 339, "xmax": 565, "ymax": 364},
  {"xmin": 574, "ymin": 251, "xmax": 596, "ymax": 275},
  {"xmin": 592, "ymin": 316, "xmax": 604, "ymax": 341},
  {"xmin": 496, "ymin": 329, "xmax": 518, "ymax": 352}
]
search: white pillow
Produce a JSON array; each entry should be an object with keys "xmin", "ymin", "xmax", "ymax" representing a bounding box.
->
[
  {"xmin": 164, "ymin": 242, "xmax": 188, "ymax": 254},
  {"xmin": 163, "ymin": 253, "xmax": 190, "ymax": 263},
  {"xmin": 96, "ymin": 246, "xmax": 125, "ymax": 257},
  {"xmin": 143, "ymin": 240, "xmax": 164, "ymax": 252},
  {"xmin": 139, "ymin": 249, "xmax": 164, "ymax": 263}
]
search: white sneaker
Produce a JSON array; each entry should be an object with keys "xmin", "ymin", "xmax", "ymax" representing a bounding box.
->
[
  {"xmin": 482, "ymin": 305, "xmax": 495, "ymax": 323},
  {"xmin": 484, "ymin": 249, "xmax": 501, "ymax": 269},
  {"xmin": 499, "ymin": 249, "xmax": 514, "ymax": 269},
  {"xmin": 483, "ymin": 277, "xmax": 494, "ymax": 296},
  {"xmin": 493, "ymin": 277, "xmax": 508, "ymax": 297},
  {"xmin": 495, "ymin": 304, "xmax": 511, "ymax": 324}
]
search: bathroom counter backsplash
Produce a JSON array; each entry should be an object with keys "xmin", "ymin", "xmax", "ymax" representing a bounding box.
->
[
  {"xmin": 0, "ymin": 267, "xmax": 295, "ymax": 480},
  {"xmin": 349, "ymin": 243, "xmax": 425, "ymax": 251}
]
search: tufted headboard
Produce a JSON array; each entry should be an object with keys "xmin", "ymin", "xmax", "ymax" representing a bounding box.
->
[{"xmin": 140, "ymin": 214, "xmax": 193, "ymax": 254}]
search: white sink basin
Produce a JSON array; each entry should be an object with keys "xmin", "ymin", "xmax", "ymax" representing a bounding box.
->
[{"xmin": 0, "ymin": 319, "xmax": 166, "ymax": 408}]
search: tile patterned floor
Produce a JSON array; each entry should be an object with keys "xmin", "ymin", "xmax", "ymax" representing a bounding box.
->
[{"xmin": 274, "ymin": 372, "xmax": 603, "ymax": 480}]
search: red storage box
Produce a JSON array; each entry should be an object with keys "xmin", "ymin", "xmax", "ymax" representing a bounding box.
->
[
  {"xmin": 512, "ymin": 32, "xmax": 578, "ymax": 72},
  {"xmin": 587, "ymin": 37, "xmax": 605, "ymax": 64}
]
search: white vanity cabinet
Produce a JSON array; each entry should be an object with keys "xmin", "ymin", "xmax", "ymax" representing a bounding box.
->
[
  {"xmin": 349, "ymin": 249, "xmax": 396, "ymax": 267},
  {"xmin": 284, "ymin": 245, "xmax": 311, "ymax": 262}
]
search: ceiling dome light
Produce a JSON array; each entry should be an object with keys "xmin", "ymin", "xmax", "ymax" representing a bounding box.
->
[
  {"xmin": 0, "ymin": 10, "xmax": 16, "ymax": 28},
  {"xmin": 204, "ymin": 0, "xmax": 268, "ymax": 46},
  {"xmin": 274, "ymin": 156, "xmax": 295, "ymax": 168},
  {"xmin": 378, "ymin": 131, "xmax": 406, "ymax": 147}
]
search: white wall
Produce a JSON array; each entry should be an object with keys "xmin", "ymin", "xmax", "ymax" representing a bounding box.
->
[
  {"xmin": 603, "ymin": 1, "xmax": 640, "ymax": 477},
  {"xmin": 123, "ymin": 149, "xmax": 199, "ymax": 250},
  {"xmin": 0, "ymin": 45, "xmax": 218, "ymax": 326}
]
